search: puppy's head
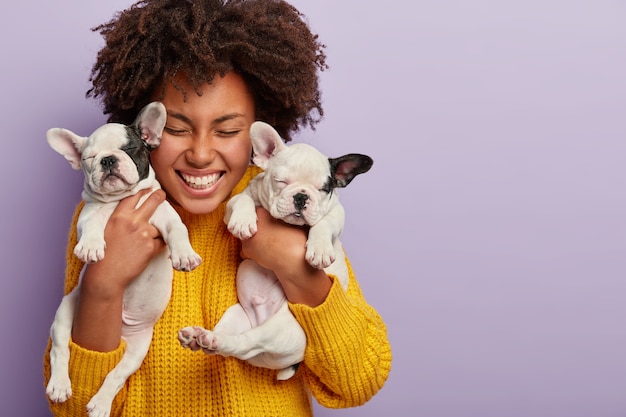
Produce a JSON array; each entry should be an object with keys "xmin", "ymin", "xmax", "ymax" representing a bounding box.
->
[
  {"xmin": 47, "ymin": 102, "xmax": 166, "ymax": 200},
  {"xmin": 250, "ymin": 121, "xmax": 373, "ymax": 226}
]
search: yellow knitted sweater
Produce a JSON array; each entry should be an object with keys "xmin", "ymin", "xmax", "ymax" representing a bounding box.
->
[{"xmin": 43, "ymin": 166, "xmax": 392, "ymax": 416}]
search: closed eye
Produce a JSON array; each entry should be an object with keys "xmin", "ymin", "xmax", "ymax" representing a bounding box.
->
[
  {"xmin": 320, "ymin": 179, "xmax": 333, "ymax": 194},
  {"xmin": 273, "ymin": 177, "xmax": 288, "ymax": 186},
  {"xmin": 164, "ymin": 126, "xmax": 189, "ymax": 136},
  {"xmin": 216, "ymin": 130, "xmax": 242, "ymax": 138}
]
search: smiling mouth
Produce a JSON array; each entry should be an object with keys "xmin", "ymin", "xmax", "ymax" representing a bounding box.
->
[{"xmin": 180, "ymin": 172, "xmax": 223, "ymax": 189}]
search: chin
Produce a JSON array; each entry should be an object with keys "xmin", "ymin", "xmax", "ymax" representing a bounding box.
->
[
  {"xmin": 185, "ymin": 200, "xmax": 223, "ymax": 215},
  {"xmin": 164, "ymin": 192, "xmax": 222, "ymax": 215}
]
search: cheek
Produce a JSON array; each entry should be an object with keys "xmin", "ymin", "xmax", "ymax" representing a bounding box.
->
[
  {"xmin": 149, "ymin": 139, "xmax": 180, "ymax": 178},
  {"xmin": 223, "ymin": 137, "xmax": 252, "ymax": 172}
]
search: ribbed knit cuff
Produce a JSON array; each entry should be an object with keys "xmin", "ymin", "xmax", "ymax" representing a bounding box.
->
[
  {"xmin": 46, "ymin": 339, "xmax": 127, "ymax": 416},
  {"xmin": 67, "ymin": 338, "xmax": 126, "ymax": 395},
  {"xmin": 287, "ymin": 277, "xmax": 392, "ymax": 407},
  {"xmin": 288, "ymin": 276, "xmax": 356, "ymax": 344}
]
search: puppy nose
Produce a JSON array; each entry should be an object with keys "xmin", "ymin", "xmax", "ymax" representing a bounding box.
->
[
  {"xmin": 293, "ymin": 193, "xmax": 309, "ymax": 211},
  {"xmin": 100, "ymin": 155, "xmax": 118, "ymax": 170}
]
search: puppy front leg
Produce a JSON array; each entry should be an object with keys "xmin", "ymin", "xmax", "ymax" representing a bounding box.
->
[
  {"xmin": 150, "ymin": 202, "xmax": 201, "ymax": 272},
  {"xmin": 225, "ymin": 190, "xmax": 259, "ymax": 239},
  {"xmin": 74, "ymin": 204, "xmax": 116, "ymax": 263},
  {"xmin": 305, "ymin": 203, "xmax": 345, "ymax": 269}
]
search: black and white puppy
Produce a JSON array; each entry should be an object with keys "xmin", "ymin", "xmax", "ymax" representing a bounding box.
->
[
  {"xmin": 46, "ymin": 102, "xmax": 202, "ymax": 417},
  {"xmin": 178, "ymin": 121, "xmax": 372, "ymax": 380}
]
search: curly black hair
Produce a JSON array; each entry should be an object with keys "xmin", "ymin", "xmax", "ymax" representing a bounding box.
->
[{"xmin": 87, "ymin": 0, "xmax": 328, "ymax": 141}]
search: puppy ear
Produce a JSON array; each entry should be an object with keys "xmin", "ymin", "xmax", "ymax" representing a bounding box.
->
[
  {"xmin": 249, "ymin": 121, "xmax": 287, "ymax": 170},
  {"xmin": 46, "ymin": 128, "xmax": 86, "ymax": 170},
  {"xmin": 134, "ymin": 101, "xmax": 167, "ymax": 149},
  {"xmin": 329, "ymin": 154, "xmax": 374, "ymax": 188}
]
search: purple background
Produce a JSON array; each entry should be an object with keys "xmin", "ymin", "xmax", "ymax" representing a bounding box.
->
[{"xmin": 1, "ymin": 1, "xmax": 625, "ymax": 416}]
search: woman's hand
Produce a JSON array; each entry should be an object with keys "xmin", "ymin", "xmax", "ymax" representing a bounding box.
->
[
  {"xmin": 241, "ymin": 208, "xmax": 332, "ymax": 307},
  {"xmin": 72, "ymin": 189, "xmax": 167, "ymax": 351}
]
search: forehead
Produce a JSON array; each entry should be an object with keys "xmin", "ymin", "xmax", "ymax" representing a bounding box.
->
[
  {"xmin": 86, "ymin": 124, "xmax": 130, "ymax": 150},
  {"xmin": 159, "ymin": 72, "xmax": 255, "ymax": 126},
  {"xmin": 273, "ymin": 144, "xmax": 330, "ymax": 180}
]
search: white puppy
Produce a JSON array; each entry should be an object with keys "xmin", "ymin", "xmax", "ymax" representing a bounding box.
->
[
  {"xmin": 178, "ymin": 121, "xmax": 372, "ymax": 380},
  {"xmin": 46, "ymin": 102, "xmax": 202, "ymax": 417}
]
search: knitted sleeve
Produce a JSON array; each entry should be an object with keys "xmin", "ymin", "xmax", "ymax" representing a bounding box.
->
[
  {"xmin": 288, "ymin": 255, "xmax": 393, "ymax": 408},
  {"xmin": 43, "ymin": 201, "xmax": 128, "ymax": 417}
]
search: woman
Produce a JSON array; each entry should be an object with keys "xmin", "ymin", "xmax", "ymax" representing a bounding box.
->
[{"xmin": 43, "ymin": 0, "xmax": 392, "ymax": 415}]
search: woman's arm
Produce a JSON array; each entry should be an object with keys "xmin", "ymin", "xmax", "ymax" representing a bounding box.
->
[
  {"xmin": 44, "ymin": 189, "xmax": 167, "ymax": 416},
  {"xmin": 241, "ymin": 208, "xmax": 392, "ymax": 407},
  {"xmin": 72, "ymin": 188, "xmax": 167, "ymax": 351},
  {"xmin": 240, "ymin": 208, "xmax": 332, "ymax": 306},
  {"xmin": 291, "ymin": 268, "xmax": 392, "ymax": 407}
]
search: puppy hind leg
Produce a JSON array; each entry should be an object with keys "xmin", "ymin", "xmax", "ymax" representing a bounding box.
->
[
  {"xmin": 47, "ymin": 290, "xmax": 79, "ymax": 403},
  {"xmin": 196, "ymin": 304, "xmax": 252, "ymax": 352},
  {"xmin": 236, "ymin": 259, "xmax": 287, "ymax": 326},
  {"xmin": 86, "ymin": 329, "xmax": 153, "ymax": 417},
  {"xmin": 213, "ymin": 304, "xmax": 305, "ymax": 366}
]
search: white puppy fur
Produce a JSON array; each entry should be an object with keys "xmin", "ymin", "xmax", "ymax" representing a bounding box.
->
[
  {"xmin": 46, "ymin": 102, "xmax": 202, "ymax": 417},
  {"xmin": 178, "ymin": 121, "xmax": 372, "ymax": 380}
]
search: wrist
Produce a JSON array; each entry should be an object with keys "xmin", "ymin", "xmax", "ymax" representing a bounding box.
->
[
  {"xmin": 80, "ymin": 262, "xmax": 128, "ymax": 301},
  {"xmin": 278, "ymin": 265, "xmax": 332, "ymax": 307},
  {"xmin": 71, "ymin": 263, "xmax": 125, "ymax": 351}
]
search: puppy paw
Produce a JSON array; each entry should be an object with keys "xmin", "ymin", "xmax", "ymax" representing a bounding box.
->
[
  {"xmin": 178, "ymin": 326, "xmax": 216, "ymax": 353},
  {"xmin": 177, "ymin": 326, "xmax": 199, "ymax": 349},
  {"xmin": 170, "ymin": 248, "xmax": 202, "ymax": 272},
  {"xmin": 74, "ymin": 238, "xmax": 106, "ymax": 263},
  {"xmin": 305, "ymin": 241, "xmax": 336, "ymax": 269},
  {"xmin": 178, "ymin": 326, "xmax": 196, "ymax": 348},
  {"xmin": 227, "ymin": 213, "xmax": 258, "ymax": 240},
  {"xmin": 46, "ymin": 375, "xmax": 72, "ymax": 403},
  {"xmin": 86, "ymin": 394, "xmax": 113, "ymax": 417},
  {"xmin": 196, "ymin": 329, "xmax": 219, "ymax": 353}
]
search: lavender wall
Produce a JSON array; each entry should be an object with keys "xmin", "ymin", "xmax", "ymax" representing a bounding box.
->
[{"xmin": 1, "ymin": 1, "xmax": 625, "ymax": 416}]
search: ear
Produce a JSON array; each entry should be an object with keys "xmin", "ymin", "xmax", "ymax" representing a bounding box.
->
[
  {"xmin": 249, "ymin": 121, "xmax": 287, "ymax": 170},
  {"xmin": 329, "ymin": 154, "xmax": 374, "ymax": 188},
  {"xmin": 134, "ymin": 101, "xmax": 167, "ymax": 149},
  {"xmin": 46, "ymin": 128, "xmax": 87, "ymax": 170}
]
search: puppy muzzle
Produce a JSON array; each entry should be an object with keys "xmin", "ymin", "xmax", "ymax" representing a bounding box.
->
[{"xmin": 293, "ymin": 193, "xmax": 309, "ymax": 212}]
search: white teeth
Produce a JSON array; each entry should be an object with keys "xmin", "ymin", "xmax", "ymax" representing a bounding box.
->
[{"xmin": 181, "ymin": 172, "xmax": 221, "ymax": 188}]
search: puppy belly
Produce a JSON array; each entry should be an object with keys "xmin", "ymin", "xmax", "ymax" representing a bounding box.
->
[
  {"xmin": 121, "ymin": 253, "xmax": 173, "ymax": 334},
  {"xmin": 236, "ymin": 259, "xmax": 287, "ymax": 327}
]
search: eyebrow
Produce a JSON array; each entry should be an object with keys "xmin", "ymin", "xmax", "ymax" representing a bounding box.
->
[{"xmin": 166, "ymin": 111, "xmax": 246, "ymax": 125}]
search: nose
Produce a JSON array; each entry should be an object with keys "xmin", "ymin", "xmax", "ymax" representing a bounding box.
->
[
  {"xmin": 100, "ymin": 155, "xmax": 118, "ymax": 171},
  {"xmin": 293, "ymin": 192, "xmax": 309, "ymax": 211},
  {"xmin": 185, "ymin": 133, "xmax": 216, "ymax": 166}
]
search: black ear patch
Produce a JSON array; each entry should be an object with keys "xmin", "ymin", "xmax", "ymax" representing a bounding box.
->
[
  {"xmin": 124, "ymin": 125, "xmax": 152, "ymax": 181},
  {"xmin": 329, "ymin": 154, "xmax": 373, "ymax": 188}
]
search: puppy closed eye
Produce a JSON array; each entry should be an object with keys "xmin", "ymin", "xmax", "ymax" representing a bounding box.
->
[
  {"xmin": 320, "ymin": 179, "xmax": 333, "ymax": 194},
  {"xmin": 273, "ymin": 177, "xmax": 288, "ymax": 188}
]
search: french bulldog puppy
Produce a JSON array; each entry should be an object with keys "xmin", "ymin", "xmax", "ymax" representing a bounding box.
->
[
  {"xmin": 46, "ymin": 102, "xmax": 202, "ymax": 417},
  {"xmin": 178, "ymin": 121, "xmax": 372, "ymax": 380}
]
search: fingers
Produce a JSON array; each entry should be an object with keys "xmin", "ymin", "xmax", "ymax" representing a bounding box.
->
[
  {"xmin": 108, "ymin": 189, "xmax": 167, "ymax": 244},
  {"xmin": 116, "ymin": 188, "xmax": 166, "ymax": 218},
  {"xmin": 135, "ymin": 189, "xmax": 166, "ymax": 220}
]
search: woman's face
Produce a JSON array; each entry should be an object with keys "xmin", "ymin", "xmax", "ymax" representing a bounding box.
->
[{"xmin": 151, "ymin": 72, "xmax": 254, "ymax": 215}]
